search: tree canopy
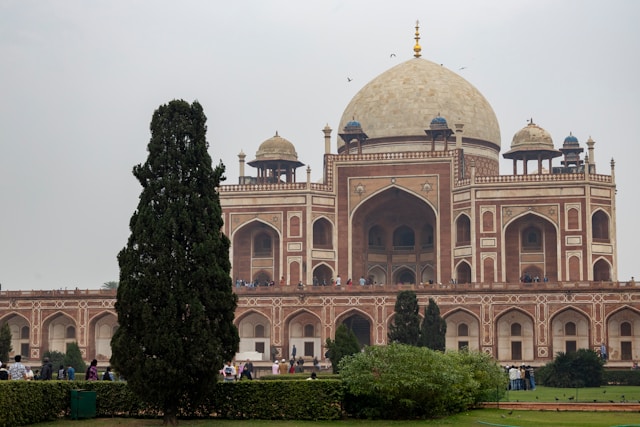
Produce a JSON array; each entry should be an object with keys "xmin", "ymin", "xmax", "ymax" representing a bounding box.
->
[
  {"xmin": 111, "ymin": 100, "xmax": 239, "ymax": 425},
  {"xmin": 387, "ymin": 290, "xmax": 421, "ymax": 345}
]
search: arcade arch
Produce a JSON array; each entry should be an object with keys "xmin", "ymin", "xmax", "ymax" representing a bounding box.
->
[
  {"xmin": 607, "ymin": 308, "xmax": 640, "ymax": 361},
  {"xmin": 338, "ymin": 311, "xmax": 372, "ymax": 347},
  {"xmin": 445, "ymin": 310, "xmax": 480, "ymax": 351},
  {"xmin": 2, "ymin": 314, "xmax": 30, "ymax": 359},
  {"xmin": 286, "ymin": 310, "xmax": 321, "ymax": 360},
  {"xmin": 236, "ymin": 311, "xmax": 271, "ymax": 361},
  {"xmin": 43, "ymin": 313, "xmax": 77, "ymax": 355},
  {"xmin": 550, "ymin": 308, "xmax": 589, "ymax": 355},
  {"xmin": 496, "ymin": 309, "xmax": 534, "ymax": 362},
  {"xmin": 90, "ymin": 312, "xmax": 117, "ymax": 361}
]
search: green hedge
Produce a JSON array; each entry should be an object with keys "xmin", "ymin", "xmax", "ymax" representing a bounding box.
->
[
  {"xmin": 0, "ymin": 379, "xmax": 343, "ymax": 426},
  {"xmin": 603, "ymin": 369, "xmax": 640, "ymax": 385}
]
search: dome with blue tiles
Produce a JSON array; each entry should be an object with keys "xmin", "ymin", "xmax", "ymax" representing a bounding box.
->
[
  {"xmin": 430, "ymin": 116, "xmax": 448, "ymax": 126},
  {"xmin": 563, "ymin": 133, "xmax": 579, "ymax": 145}
]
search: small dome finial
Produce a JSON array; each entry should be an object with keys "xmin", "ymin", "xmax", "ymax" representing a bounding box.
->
[{"xmin": 413, "ymin": 20, "xmax": 422, "ymax": 58}]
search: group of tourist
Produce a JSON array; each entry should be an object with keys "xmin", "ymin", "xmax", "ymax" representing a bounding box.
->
[
  {"xmin": 222, "ymin": 359, "xmax": 255, "ymax": 382},
  {"xmin": 506, "ymin": 364, "xmax": 536, "ymax": 390},
  {"xmin": 0, "ymin": 355, "xmax": 115, "ymax": 381},
  {"xmin": 0, "ymin": 355, "xmax": 54, "ymax": 380}
]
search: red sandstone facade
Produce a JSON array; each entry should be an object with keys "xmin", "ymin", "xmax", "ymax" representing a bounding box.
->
[{"xmin": 0, "ymin": 35, "xmax": 637, "ymax": 368}]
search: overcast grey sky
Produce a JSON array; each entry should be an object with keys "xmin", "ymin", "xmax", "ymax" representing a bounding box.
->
[{"xmin": 1, "ymin": 0, "xmax": 638, "ymax": 290}]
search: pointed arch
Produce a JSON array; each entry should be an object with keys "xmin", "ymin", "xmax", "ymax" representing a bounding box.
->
[
  {"xmin": 230, "ymin": 219, "xmax": 282, "ymax": 288},
  {"xmin": 421, "ymin": 264, "xmax": 435, "ymax": 284},
  {"xmin": 312, "ymin": 216, "xmax": 334, "ymax": 249},
  {"xmin": 41, "ymin": 312, "xmax": 77, "ymax": 355},
  {"xmin": 455, "ymin": 213, "xmax": 471, "ymax": 246},
  {"xmin": 236, "ymin": 310, "xmax": 272, "ymax": 360},
  {"xmin": 606, "ymin": 306, "xmax": 640, "ymax": 361},
  {"xmin": 368, "ymin": 265, "xmax": 386, "ymax": 285},
  {"xmin": 350, "ymin": 186, "xmax": 438, "ymax": 286},
  {"xmin": 312, "ymin": 262, "xmax": 334, "ymax": 286},
  {"xmin": 495, "ymin": 308, "xmax": 535, "ymax": 362},
  {"xmin": 393, "ymin": 265, "xmax": 416, "ymax": 285},
  {"xmin": 87, "ymin": 311, "xmax": 117, "ymax": 361},
  {"xmin": 592, "ymin": 209, "xmax": 610, "ymax": 242},
  {"xmin": 593, "ymin": 257, "xmax": 612, "ymax": 282},
  {"xmin": 285, "ymin": 309, "xmax": 322, "ymax": 360},
  {"xmin": 455, "ymin": 260, "xmax": 472, "ymax": 284},
  {"xmin": 550, "ymin": 307, "xmax": 590, "ymax": 356},
  {"xmin": 336, "ymin": 309, "xmax": 374, "ymax": 347},
  {"xmin": 444, "ymin": 308, "xmax": 481, "ymax": 351},
  {"xmin": 503, "ymin": 212, "xmax": 559, "ymax": 282},
  {"xmin": 2, "ymin": 313, "xmax": 31, "ymax": 360}
]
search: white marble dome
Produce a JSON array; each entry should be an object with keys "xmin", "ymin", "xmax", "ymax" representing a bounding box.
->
[{"xmin": 338, "ymin": 58, "xmax": 501, "ymax": 150}]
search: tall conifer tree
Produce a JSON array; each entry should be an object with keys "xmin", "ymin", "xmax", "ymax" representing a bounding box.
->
[
  {"xmin": 111, "ymin": 100, "xmax": 238, "ymax": 426},
  {"xmin": 325, "ymin": 324, "xmax": 361, "ymax": 374},
  {"xmin": 387, "ymin": 290, "xmax": 421, "ymax": 345},
  {"xmin": 419, "ymin": 298, "xmax": 447, "ymax": 351}
]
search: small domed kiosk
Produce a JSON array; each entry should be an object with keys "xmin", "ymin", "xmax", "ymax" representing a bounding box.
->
[
  {"xmin": 247, "ymin": 132, "xmax": 304, "ymax": 184},
  {"xmin": 503, "ymin": 120, "xmax": 562, "ymax": 175}
]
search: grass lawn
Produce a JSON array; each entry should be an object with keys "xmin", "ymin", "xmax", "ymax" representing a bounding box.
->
[
  {"xmin": 32, "ymin": 411, "xmax": 640, "ymax": 427},
  {"xmin": 499, "ymin": 385, "xmax": 640, "ymax": 403}
]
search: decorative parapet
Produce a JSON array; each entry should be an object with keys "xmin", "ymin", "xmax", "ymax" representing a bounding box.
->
[{"xmin": 455, "ymin": 173, "xmax": 613, "ymax": 188}]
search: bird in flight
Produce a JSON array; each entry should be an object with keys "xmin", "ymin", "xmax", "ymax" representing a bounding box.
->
[
  {"xmin": 347, "ymin": 77, "xmax": 352, "ymax": 82},
  {"xmin": 459, "ymin": 66, "xmax": 467, "ymax": 70},
  {"xmin": 390, "ymin": 53, "xmax": 396, "ymax": 58}
]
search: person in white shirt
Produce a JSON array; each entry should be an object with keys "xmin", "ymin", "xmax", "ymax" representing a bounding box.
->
[
  {"xmin": 8, "ymin": 355, "xmax": 27, "ymax": 380},
  {"xmin": 222, "ymin": 361, "xmax": 236, "ymax": 382}
]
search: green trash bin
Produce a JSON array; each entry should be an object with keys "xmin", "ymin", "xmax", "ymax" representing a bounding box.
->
[{"xmin": 70, "ymin": 389, "xmax": 96, "ymax": 420}]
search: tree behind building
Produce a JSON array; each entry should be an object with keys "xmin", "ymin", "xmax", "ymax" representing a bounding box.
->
[
  {"xmin": 325, "ymin": 324, "xmax": 360, "ymax": 374},
  {"xmin": 111, "ymin": 100, "xmax": 239, "ymax": 426},
  {"xmin": 419, "ymin": 297, "xmax": 447, "ymax": 351},
  {"xmin": 0, "ymin": 323, "xmax": 12, "ymax": 363},
  {"xmin": 63, "ymin": 342, "xmax": 86, "ymax": 374},
  {"xmin": 387, "ymin": 290, "xmax": 421, "ymax": 345}
]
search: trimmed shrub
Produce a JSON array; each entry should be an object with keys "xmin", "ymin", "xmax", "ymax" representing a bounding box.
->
[
  {"xmin": 537, "ymin": 349, "xmax": 604, "ymax": 388},
  {"xmin": 338, "ymin": 344, "xmax": 506, "ymax": 419},
  {"xmin": 0, "ymin": 379, "xmax": 343, "ymax": 426}
]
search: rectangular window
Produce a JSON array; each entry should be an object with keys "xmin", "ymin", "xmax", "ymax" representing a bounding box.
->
[
  {"xmin": 565, "ymin": 340, "xmax": 577, "ymax": 354},
  {"xmin": 621, "ymin": 341, "xmax": 633, "ymax": 361},
  {"xmin": 304, "ymin": 341, "xmax": 314, "ymax": 357},
  {"xmin": 511, "ymin": 341, "xmax": 522, "ymax": 360},
  {"xmin": 21, "ymin": 343, "xmax": 30, "ymax": 358},
  {"xmin": 458, "ymin": 341, "xmax": 469, "ymax": 351},
  {"xmin": 254, "ymin": 342, "xmax": 265, "ymax": 354}
]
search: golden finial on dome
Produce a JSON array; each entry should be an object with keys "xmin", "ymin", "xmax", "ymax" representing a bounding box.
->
[{"xmin": 413, "ymin": 20, "xmax": 422, "ymax": 58}]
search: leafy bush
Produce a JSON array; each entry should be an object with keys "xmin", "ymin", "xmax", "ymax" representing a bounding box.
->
[
  {"xmin": 537, "ymin": 349, "xmax": 604, "ymax": 387},
  {"xmin": 338, "ymin": 344, "xmax": 506, "ymax": 419}
]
